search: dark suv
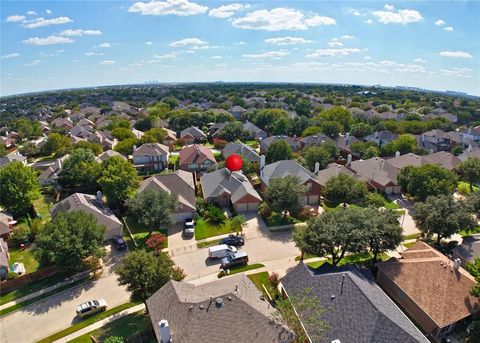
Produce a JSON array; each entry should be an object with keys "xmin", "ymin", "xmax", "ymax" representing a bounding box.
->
[
  {"xmin": 220, "ymin": 251, "xmax": 249, "ymax": 269},
  {"xmin": 112, "ymin": 236, "xmax": 127, "ymax": 250},
  {"xmin": 220, "ymin": 234, "xmax": 245, "ymax": 246}
]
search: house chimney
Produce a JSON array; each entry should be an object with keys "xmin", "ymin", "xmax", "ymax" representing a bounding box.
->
[
  {"xmin": 422, "ymin": 134, "xmax": 426, "ymax": 143},
  {"xmin": 314, "ymin": 162, "xmax": 320, "ymax": 174},
  {"xmin": 453, "ymin": 258, "xmax": 461, "ymax": 270},
  {"xmin": 346, "ymin": 154, "xmax": 352, "ymax": 166},
  {"xmin": 159, "ymin": 320, "xmax": 171, "ymax": 343},
  {"xmin": 429, "ymin": 149, "xmax": 434, "ymax": 155},
  {"xmin": 260, "ymin": 154, "xmax": 265, "ymax": 170},
  {"xmin": 374, "ymin": 131, "xmax": 378, "ymax": 139},
  {"xmin": 133, "ymin": 145, "xmax": 137, "ymax": 152},
  {"xmin": 395, "ymin": 151, "xmax": 400, "ymax": 158},
  {"xmin": 468, "ymin": 144, "xmax": 472, "ymax": 152},
  {"xmin": 345, "ymin": 132, "xmax": 350, "ymax": 145},
  {"xmin": 96, "ymin": 191, "xmax": 102, "ymax": 202}
]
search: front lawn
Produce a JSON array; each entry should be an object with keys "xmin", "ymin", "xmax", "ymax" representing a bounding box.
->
[
  {"xmin": 218, "ymin": 263, "xmax": 265, "ymax": 278},
  {"xmin": 124, "ymin": 216, "xmax": 168, "ymax": 249},
  {"xmin": 458, "ymin": 181, "xmax": 480, "ymax": 194},
  {"xmin": 248, "ymin": 271, "xmax": 277, "ymax": 298},
  {"xmin": 265, "ymin": 212, "xmax": 301, "ymax": 227},
  {"xmin": 402, "ymin": 241, "xmax": 417, "ymax": 249},
  {"xmin": 195, "ymin": 218, "xmax": 236, "ymax": 240},
  {"xmin": 459, "ymin": 226, "xmax": 480, "ymax": 237},
  {"xmin": 306, "ymin": 252, "xmax": 390, "ymax": 269},
  {"xmin": 68, "ymin": 310, "xmax": 153, "ymax": 343},
  {"xmin": 8, "ymin": 246, "xmax": 40, "ymax": 273}
]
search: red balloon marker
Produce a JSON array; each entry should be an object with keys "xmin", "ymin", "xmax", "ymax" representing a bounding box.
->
[{"xmin": 225, "ymin": 154, "xmax": 243, "ymax": 171}]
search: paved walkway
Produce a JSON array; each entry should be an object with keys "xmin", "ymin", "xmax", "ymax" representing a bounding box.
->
[{"xmin": 52, "ymin": 304, "xmax": 145, "ymax": 343}]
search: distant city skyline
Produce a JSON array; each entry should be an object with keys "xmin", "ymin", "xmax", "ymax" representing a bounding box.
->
[{"xmin": 1, "ymin": 1, "xmax": 479, "ymax": 96}]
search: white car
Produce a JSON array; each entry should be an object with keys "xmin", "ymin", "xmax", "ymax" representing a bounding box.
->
[{"xmin": 76, "ymin": 299, "xmax": 107, "ymax": 319}]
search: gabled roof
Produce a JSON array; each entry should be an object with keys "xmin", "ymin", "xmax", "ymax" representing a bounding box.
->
[
  {"xmin": 163, "ymin": 128, "xmax": 177, "ymax": 140},
  {"xmin": 180, "ymin": 126, "xmax": 207, "ymax": 139},
  {"xmin": 179, "ymin": 144, "xmax": 216, "ymax": 165},
  {"xmin": 452, "ymin": 234, "xmax": 480, "ymax": 264},
  {"xmin": 243, "ymin": 121, "xmax": 266, "ymax": 136},
  {"xmin": 222, "ymin": 142, "xmax": 260, "ymax": 164},
  {"xmin": 423, "ymin": 129, "xmax": 450, "ymax": 139},
  {"xmin": 139, "ymin": 170, "xmax": 196, "ymax": 211},
  {"xmin": 0, "ymin": 212, "xmax": 12, "ymax": 236},
  {"xmin": 315, "ymin": 162, "xmax": 358, "ymax": 186},
  {"xmin": 459, "ymin": 147, "xmax": 480, "ymax": 161},
  {"xmin": 349, "ymin": 157, "xmax": 399, "ymax": 187},
  {"xmin": 0, "ymin": 151, "xmax": 27, "ymax": 167},
  {"xmin": 365, "ymin": 130, "xmax": 398, "ymax": 141},
  {"xmin": 334, "ymin": 134, "xmax": 360, "ymax": 153},
  {"xmin": 201, "ymin": 168, "xmax": 261, "ymax": 203},
  {"xmin": 146, "ymin": 274, "xmax": 294, "ymax": 343},
  {"xmin": 378, "ymin": 241, "xmax": 479, "ymax": 328},
  {"xmin": 133, "ymin": 143, "xmax": 169, "ymax": 157},
  {"xmin": 261, "ymin": 160, "xmax": 315, "ymax": 186},
  {"xmin": 281, "ymin": 263, "xmax": 428, "ymax": 343},
  {"xmin": 39, "ymin": 154, "xmax": 69, "ymax": 181},
  {"xmin": 386, "ymin": 153, "xmax": 426, "ymax": 170},
  {"xmin": 422, "ymin": 151, "xmax": 461, "ymax": 170},
  {"xmin": 300, "ymin": 134, "xmax": 334, "ymax": 146},
  {"xmin": 260, "ymin": 136, "xmax": 298, "ymax": 150},
  {"xmin": 95, "ymin": 150, "xmax": 126, "ymax": 163}
]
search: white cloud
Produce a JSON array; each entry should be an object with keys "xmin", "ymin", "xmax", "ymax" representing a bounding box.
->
[
  {"xmin": 414, "ymin": 57, "xmax": 426, "ymax": 63},
  {"xmin": 439, "ymin": 51, "xmax": 472, "ymax": 58},
  {"xmin": 307, "ymin": 48, "xmax": 362, "ymax": 57},
  {"xmin": 46, "ymin": 9, "xmax": 52, "ymax": 14},
  {"xmin": 169, "ymin": 37, "xmax": 206, "ymax": 47},
  {"xmin": 340, "ymin": 35, "xmax": 354, "ymax": 40},
  {"xmin": 365, "ymin": 19, "xmax": 373, "ymax": 24},
  {"xmin": 85, "ymin": 52, "xmax": 103, "ymax": 56},
  {"xmin": 265, "ymin": 36, "xmax": 313, "ymax": 45},
  {"xmin": 435, "ymin": 19, "xmax": 445, "ymax": 26},
  {"xmin": 100, "ymin": 60, "xmax": 115, "ymax": 65},
  {"xmin": 384, "ymin": 4, "xmax": 395, "ymax": 11},
  {"xmin": 128, "ymin": 0, "xmax": 207, "ymax": 16},
  {"xmin": 22, "ymin": 16, "xmax": 73, "ymax": 28},
  {"xmin": 211, "ymin": 55, "xmax": 224, "ymax": 59},
  {"xmin": 6, "ymin": 15, "xmax": 26, "ymax": 22},
  {"xmin": 440, "ymin": 67, "xmax": 472, "ymax": 78},
  {"xmin": 208, "ymin": 3, "xmax": 248, "ymax": 18},
  {"xmin": 58, "ymin": 29, "xmax": 102, "ymax": 36},
  {"xmin": 23, "ymin": 60, "xmax": 41, "ymax": 66},
  {"xmin": 372, "ymin": 7, "xmax": 422, "ymax": 24},
  {"xmin": 232, "ymin": 8, "xmax": 335, "ymax": 31},
  {"xmin": 364, "ymin": 56, "xmax": 372, "ymax": 60},
  {"xmin": 1, "ymin": 53, "xmax": 20, "ymax": 59},
  {"xmin": 99, "ymin": 42, "xmax": 111, "ymax": 48},
  {"xmin": 145, "ymin": 41, "xmax": 153, "ymax": 45},
  {"xmin": 22, "ymin": 35, "xmax": 74, "ymax": 45},
  {"xmin": 152, "ymin": 53, "xmax": 177, "ymax": 59},
  {"xmin": 242, "ymin": 50, "xmax": 290, "ymax": 59},
  {"xmin": 346, "ymin": 8, "xmax": 362, "ymax": 17},
  {"xmin": 27, "ymin": 11, "xmax": 37, "ymax": 16},
  {"xmin": 444, "ymin": 26, "xmax": 453, "ymax": 32},
  {"xmin": 234, "ymin": 41, "xmax": 247, "ymax": 45},
  {"xmin": 328, "ymin": 41, "xmax": 343, "ymax": 47}
]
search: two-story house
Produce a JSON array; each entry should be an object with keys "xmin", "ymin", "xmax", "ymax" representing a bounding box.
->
[
  {"xmin": 180, "ymin": 126, "xmax": 207, "ymax": 144},
  {"xmin": 132, "ymin": 143, "xmax": 170, "ymax": 172},
  {"xmin": 178, "ymin": 144, "xmax": 217, "ymax": 174}
]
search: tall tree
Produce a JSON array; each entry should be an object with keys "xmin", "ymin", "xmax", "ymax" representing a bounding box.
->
[
  {"xmin": 413, "ymin": 195, "xmax": 477, "ymax": 244},
  {"xmin": 382, "ymin": 134, "xmax": 418, "ymax": 156},
  {"xmin": 114, "ymin": 138, "xmax": 139, "ymax": 155},
  {"xmin": 0, "ymin": 161, "xmax": 41, "ymax": 215},
  {"xmin": 303, "ymin": 144, "xmax": 337, "ymax": 172},
  {"xmin": 458, "ymin": 157, "xmax": 480, "ymax": 191},
  {"xmin": 127, "ymin": 189, "xmax": 177, "ymax": 233},
  {"xmin": 35, "ymin": 211, "xmax": 106, "ymax": 273},
  {"xmin": 0, "ymin": 144, "xmax": 6, "ymax": 157},
  {"xmin": 469, "ymin": 191, "xmax": 480, "ymax": 217},
  {"xmin": 99, "ymin": 156, "xmax": 139, "ymax": 207},
  {"xmin": 58, "ymin": 148, "xmax": 102, "ymax": 193},
  {"xmin": 42, "ymin": 133, "xmax": 72, "ymax": 156},
  {"xmin": 217, "ymin": 122, "xmax": 250, "ymax": 141},
  {"xmin": 73, "ymin": 141, "xmax": 103, "ymax": 155},
  {"xmin": 320, "ymin": 121, "xmax": 342, "ymax": 139},
  {"xmin": 266, "ymin": 176, "xmax": 307, "ymax": 218},
  {"xmin": 265, "ymin": 140, "xmax": 293, "ymax": 164},
  {"xmin": 323, "ymin": 173, "xmax": 368, "ymax": 205}
]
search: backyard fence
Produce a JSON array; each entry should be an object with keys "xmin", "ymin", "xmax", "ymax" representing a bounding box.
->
[{"xmin": 0, "ymin": 265, "xmax": 58, "ymax": 293}]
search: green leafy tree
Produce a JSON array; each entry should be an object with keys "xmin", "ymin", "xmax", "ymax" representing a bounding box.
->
[
  {"xmin": 413, "ymin": 195, "xmax": 477, "ymax": 244},
  {"xmin": 466, "ymin": 257, "xmax": 480, "ymax": 298},
  {"xmin": 382, "ymin": 134, "xmax": 417, "ymax": 156},
  {"xmin": 127, "ymin": 190, "xmax": 176, "ymax": 233},
  {"xmin": 458, "ymin": 157, "xmax": 480, "ymax": 191},
  {"xmin": 13, "ymin": 119, "xmax": 42, "ymax": 139},
  {"xmin": 115, "ymin": 250, "xmax": 177, "ymax": 307},
  {"xmin": 230, "ymin": 215, "xmax": 246, "ymax": 233},
  {"xmin": 364, "ymin": 192, "xmax": 386, "ymax": 208},
  {"xmin": 104, "ymin": 336, "xmax": 124, "ymax": 343},
  {"xmin": 144, "ymin": 128, "xmax": 167, "ymax": 142},
  {"xmin": 0, "ymin": 161, "xmax": 41, "ymax": 215},
  {"xmin": 217, "ymin": 122, "xmax": 250, "ymax": 141},
  {"xmin": 35, "ymin": 211, "xmax": 106, "ymax": 272},
  {"xmin": 58, "ymin": 148, "xmax": 102, "ymax": 193},
  {"xmin": 111, "ymin": 127, "xmax": 135, "ymax": 141},
  {"xmin": 42, "ymin": 133, "xmax": 72, "ymax": 156},
  {"xmin": 303, "ymin": 144, "xmax": 336, "ymax": 172},
  {"xmin": 323, "ymin": 173, "xmax": 368, "ymax": 205},
  {"xmin": 314, "ymin": 106, "xmax": 353, "ymax": 131},
  {"xmin": 148, "ymin": 102, "xmax": 171, "ymax": 118},
  {"xmin": 302, "ymin": 126, "xmax": 321, "ymax": 137},
  {"xmin": 467, "ymin": 319, "xmax": 480, "ymax": 343},
  {"xmin": 266, "ymin": 175, "xmax": 307, "ymax": 218},
  {"xmin": 99, "ymin": 156, "xmax": 139, "ymax": 207},
  {"xmin": 204, "ymin": 204, "xmax": 226, "ymax": 226},
  {"xmin": 398, "ymin": 164, "xmax": 458, "ymax": 201},
  {"xmin": 73, "ymin": 141, "xmax": 103, "ymax": 155},
  {"xmin": 162, "ymin": 96, "xmax": 179, "ymax": 110},
  {"xmin": 247, "ymin": 109, "xmax": 289, "ymax": 133},
  {"xmin": 114, "ymin": 138, "xmax": 139, "ymax": 156},
  {"xmin": 19, "ymin": 142, "xmax": 40, "ymax": 157},
  {"xmin": 320, "ymin": 121, "xmax": 342, "ymax": 139},
  {"xmin": 294, "ymin": 98, "xmax": 311, "ymax": 117},
  {"xmin": 350, "ymin": 141, "xmax": 379, "ymax": 158},
  {"xmin": 265, "ymin": 140, "xmax": 293, "ymax": 164},
  {"xmin": 350, "ymin": 122, "xmax": 373, "ymax": 139},
  {"xmin": 469, "ymin": 191, "xmax": 480, "ymax": 217},
  {"xmin": 0, "ymin": 144, "xmax": 6, "ymax": 157}
]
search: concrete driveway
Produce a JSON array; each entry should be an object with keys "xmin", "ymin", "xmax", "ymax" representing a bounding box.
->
[
  {"xmin": 388, "ymin": 194, "xmax": 421, "ymax": 237},
  {"xmin": 0, "ymin": 247, "xmax": 130, "ymax": 343}
]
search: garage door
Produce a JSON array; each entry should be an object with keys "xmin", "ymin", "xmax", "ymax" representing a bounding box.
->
[
  {"xmin": 236, "ymin": 203, "xmax": 248, "ymax": 212},
  {"xmin": 307, "ymin": 195, "xmax": 319, "ymax": 205},
  {"xmin": 174, "ymin": 211, "xmax": 194, "ymax": 223},
  {"xmin": 247, "ymin": 202, "xmax": 259, "ymax": 212}
]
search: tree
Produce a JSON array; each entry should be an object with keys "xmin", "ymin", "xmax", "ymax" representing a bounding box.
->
[
  {"xmin": 469, "ymin": 191, "xmax": 480, "ymax": 217},
  {"xmin": 350, "ymin": 122, "xmax": 373, "ymax": 139},
  {"xmin": 314, "ymin": 106, "xmax": 353, "ymax": 131},
  {"xmin": 73, "ymin": 141, "xmax": 103, "ymax": 155},
  {"xmin": 230, "ymin": 215, "xmax": 246, "ymax": 233},
  {"xmin": 35, "ymin": 211, "xmax": 106, "ymax": 273},
  {"xmin": 381, "ymin": 134, "xmax": 417, "ymax": 156},
  {"xmin": 323, "ymin": 173, "xmax": 368, "ymax": 205},
  {"xmin": 265, "ymin": 140, "xmax": 293, "ymax": 164},
  {"xmin": 320, "ymin": 121, "xmax": 342, "ymax": 139},
  {"xmin": 115, "ymin": 250, "xmax": 177, "ymax": 307},
  {"xmin": 303, "ymin": 145, "xmax": 335, "ymax": 172},
  {"xmin": 127, "ymin": 190, "xmax": 177, "ymax": 233},
  {"xmin": 0, "ymin": 143, "xmax": 6, "ymax": 157},
  {"xmin": 42, "ymin": 133, "xmax": 72, "ymax": 156},
  {"xmin": 302, "ymin": 126, "xmax": 321, "ymax": 137},
  {"xmin": 58, "ymin": 148, "xmax": 102, "ymax": 193},
  {"xmin": 111, "ymin": 127, "xmax": 135, "ymax": 141},
  {"xmin": 413, "ymin": 195, "xmax": 477, "ymax": 244},
  {"xmin": 114, "ymin": 138, "xmax": 139, "ymax": 156},
  {"xmin": 13, "ymin": 119, "xmax": 41, "ymax": 139},
  {"xmin": 294, "ymin": 98, "xmax": 311, "ymax": 117},
  {"xmin": 364, "ymin": 192, "xmax": 385, "ymax": 208},
  {"xmin": 145, "ymin": 233, "xmax": 167, "ymax": 253},
  {"xmin": 266, "ymin": 176, "xmax": 307, "ymax": 218},
  {"xmin": 458, "ymin": 157, "xmax": 480, "ymax": 191},
  {"xmin": 144, "ymin": 128, "xmax": 167, "ymax": 142},
  {"xmin": 217, "ymin": 122, "xmax": 250, "ymax": 141},
  {"xmin": 0, "ymin": 161, "xmax": 41, "ymax": 215},
  {"xmin": 104, "ymin": 336, "xmax": 124, "ymax": 343},
  {"xmin": 19, "ymin": 142, "xmax": 40, "ymax": 157},
  {"xmin": 294, "ymin": 207, "xmax": 366, "ymax": 265},
  {"xmin": 398, "ymin": 164, "xmax": 458, "ymax": 201},
  {"xmin": 467, "ymin": 319, "xmax": 480, "ymax": 343},
  {"xmin": 99, "ymin": 156, "xmax": 139, "ymax": 207},
  {"xmin": 204, "ymin": 204, "xmax": 226, "ymax": 226}
]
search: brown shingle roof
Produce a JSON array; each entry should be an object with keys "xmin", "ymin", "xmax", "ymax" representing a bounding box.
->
[
  {"xmin": 423, "ymin": 151, "xmax": 461, "ymax": 170},
  {"xmin": 133, "ymin": 143, "xmax": 169, "ymax": 157},
  {"xmin": 378, "ymin": 241, "xmax": 479, "ymax": 328},
  {"xmin": 179, "ymin": 144, "xmax": 216, "ymax": 165}
]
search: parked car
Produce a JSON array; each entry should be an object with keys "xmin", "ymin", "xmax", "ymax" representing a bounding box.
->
[
  {"xmin": 112, "ymin": 235, "xmax": 127, "ymax": 250},
  {"xmin": 220, "ymin": 251, "xmax": 249, "ymax": 269},
  {"xmin": 76, "ymin": 299, "xmax": 107, "ymax": 319},
  {"xmin": 208, "ymin": 244, "xmax": 237, "ymax": 259},
  {"xmin": 220, "ymin": 234, "xmax": 245, "ymax": 246},
  {"xmin": 183, "ymin": 218, "xmax": 195, "ymax": 237}
]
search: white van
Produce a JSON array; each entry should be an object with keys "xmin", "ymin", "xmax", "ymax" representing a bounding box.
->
[{"xmin": 208, "ymin": 244, "xmax": 237, "ymax": 259}]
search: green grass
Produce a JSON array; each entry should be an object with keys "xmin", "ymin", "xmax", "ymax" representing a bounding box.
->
[
  {"xmin": 194, "ymin": 218, "xmax": 235, "ymax": 240},
  {"xmin": 33, "ymin": 195, "xmax": 52, "ymax": 222},
  {"xmin": 322, "ymin": 203, "xmax": 362, "ymax": 212},
  {"xmin": 125, "ymin": 216, "xmax": 168, "ymax": 249},
  {"xmin": 265, "ymin": 212, "xmax": 300, "ymax": 227},
  {"xmin": 403, "ymin": 233, "xmax": 421, "ymax": 240},
  {"xmin": 218, "ymin": 263, "xmax": 265, "ymax": 278},
  {"xmin": 306, "ymin": 252, "xmax": 390, "ymax": 269},
  {"xmin": 0, "ymin": 276, "xmax": 91, "ymax": 317},
  {"xmin": 459, "ymin": 226, "xmax": 480, "ymax": 237},
  {"xmin": 168, "ymin": 154, "xmax": 179, "ymax": 165},
  {"xmin": 383, "ymin": 199, "xmax": 400, "ymax": 210},
  {"xmin": 8, "ymin": 246, "xmax": 40, "ymax": 274},
  {"xmin": 0, "ymin": 273, "xmax": 68, "ymax": 305},
  {"xmin": 294, "ymin": 253, "xmax": 318, "ymax": 261},
  {"xmin": 247, "ymin": 271, "xmax": 277, "ymax": 298},
  {"xmin": 196, "ymin": 239, "xmax": 221, "ymax": 248},
  {"xmin": 37, "ymin": 302, "xmax": 141, "ymax": 343},
  {"xmin": 458, "ymin": 181, "xmax": 480, "ymax": 194},
  {"xmin": 402, "ymin": 241, "xmax": 417, "ymax": 249},
  {"xmin": 68, "ymin": 310, "xmax": 153, "ymax": 343},
  {"xmin": 213, "ymin": 151, "xmax": 222, "ymax": 160}
]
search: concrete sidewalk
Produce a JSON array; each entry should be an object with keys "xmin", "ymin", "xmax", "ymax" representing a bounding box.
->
[{"xmin": 52, "ymin": 304, "xmax": 145, "ymax": 343}]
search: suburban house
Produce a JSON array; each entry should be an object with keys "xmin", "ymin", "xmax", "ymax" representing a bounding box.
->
[
  {"xmin": 70, "ymin": 124, "xmax": 93, "ymax": 139},
  {"xmin": 51, "ymin": 192, "xmax": 123, "ymax": 241},
  {"xmin": 459, "ymin": 146, "xmax": 480, "ymax": 161},
  {"xmin": 261, "ymin": 160, "xmax": 321, "ymax": 205},
  {"xmin": 348, "ymin": 157, "xmax": 401, "ymax": 194},
  {"xmin": 222, "ymin": 142, "xmax": 260, "ymax": 164},
  {"xmin": 88, "ymin": 131, "xmax": 117, "ymax": 150},
  {"xmin": 229, "ymin": 105, "xmax": 247, "ymax": 120},
  {"xmin": 315, "ymin": 162, "xmax": 359, "ymax": 189},
  {"xmin": 208, "ymin": 122, "xmax": 227, "ymax": 137},
  {"xmin": 95, "ymin": 150, "xmax": 126, "ymax": 163},
  {"xmin": 452, "ymin": 234, "xmax": 480, "ymax": 267},
  {"xmin": 259, "ymin": 136, "xmax": 299, "ymax": 154},
  {"xmin": 178, "ymin": 144, "xmax": 217, "ymax": 174},
  {"xmin": 0, "ymin": 212, "xmax": 14, "ymax": 240},
  {"xmin": 38, "ymin": 154, "xmax": 69, "ymax": 185},
  {"xmin": 162, "ymin": 128, "xmax": 177, "ymax": 146},
  {"xmin": 418, "ymin": 129, "xmax": 453, "ymax": 152},
  {"xmin": 146, "ymin": 274, "xmax": 294, "ymax": 343},
  {"xmin": 299, "ymin": 134, "xmax": 334, "ymax": 149},
  {"xmin": 0, "ymin": 151, "xmax": 27, "ymax": 167},
  {"xmin": 422, "ymin": 151, "xmax": 461, "ymax": 171},
  {"xmin": 180, "ymin": 126, "xmax": 207, "ymax": 144},
  {"xmin": 446, "ymin": 131, "xmax": 478, "ymax": 149},
  {"xmin": 139, "ymin": 170, "xmax": 196, "ymax": 222},
  {"xmin": 335, "ymin": 134, "xmax": 360, "ymax": 156},
  {"xmin": 243, "ymin": 121, "xmax": 267, "ymax": 140},
  {"xmin": 200, "ymin": 169, "xmax": 262, "ymax": 212},
  {"xmin": 0, "ymin": 238, "xmax": 9, "ymax": 281},
  {"xmin": 377, "ymin": 241, "xmax": 479, "ymax": 341},
  {"xmin": 460, "ymin": 126, "xmax": 480, "ymax": 142},
  {"xmin": 281, "ymin": 263, "xmax": 429, "ymax": 343},
  {"xmin": 132, "ymin": 143, "xmax": 170, "ymax": 172},
  {"xmin": 365, "ymin": 130, "xmax": 398, "ymax": 147},
  {"xmin": 386, "ymin": 153, "xmax": 426, "ymax": 170},
  {"xmin": 0, "ymin": 136, "xmax": 15, "ymax": 148},
  {"xmin": 51, "ymin": 117, "xmax": 74, "ymax": 130}
]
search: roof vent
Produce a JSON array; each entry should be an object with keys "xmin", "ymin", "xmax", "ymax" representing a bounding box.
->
[
  {"xmin": 332, "ymin": 340, "xmax": 342, "ymax": 343},
  {"xmin": 189, "ymin": 305, "xmax": 194, "ymax": 311},
  {"xmin": 330, "ymin": 295, "xmax": 335, "ymax": 300},
  {"xmin": 199, "ymin": 304, "xmax": 204, "ymax": 310},
  {"xmin": 215, "ymin": 298, "xmax": 224, "ymax": 308},
  {"xmin": 227, "ymin": 296, "xmax": 232, "ymax": 301}
]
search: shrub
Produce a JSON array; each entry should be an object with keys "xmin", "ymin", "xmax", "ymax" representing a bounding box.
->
[
  {"xmin": 269, "ymin": 272, "xmax": 280, "ymax": 288},
  {"xmin": 7, "ymin": 271, "xmax": 18, "ymax": 280},
  {"xmin": 104, "ymin": 336, "xmax": 125, "ymax": 343},
  {"xmin": 259, "ymin": 202, "xmax": 271, "ymax": 219},
  {"xmin": 171, "ymin": 266, "xmax": 187, "ymax": 281},
  {"xmin": 11, "ymin": 225, "xmax": 31, "ymax": 246},
  {"xmin": 145, "ymin": 233, "xmax": 167, "ymax": 253},
  {"xmin": 297, "ymin": 207, "xmax": 313, "ymax": 221},
  {"xmin": 364, "ymin": 192, "xmax": 385, "ymax": 208},
  {"xmin": 205, "ymin": 204, "xmax": 226, "ymax": 226},
  {"xmin": 458, "ymin": 182, "xmax": 471, "ymax": 195},
  {"xmin": 213, "ymin": 138, "xmax": 227, "ymax": 149}
]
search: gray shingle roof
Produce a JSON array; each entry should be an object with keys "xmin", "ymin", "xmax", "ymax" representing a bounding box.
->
[
  {"xmin": 222, "ymin": 142, "xmax": 260, "ymax": 164},
  {"xmin": 146, "ymin": 274, "xmax": 294, "ymax": 343},
  {"xmin": 385, "ymin": 153, "xmax": 426, "ymax": 170},
  {"xmin": 315, "ymin": 163, "xmax": 358, "ymax": 186},
  {"xmin": 422, "ymin": 151, "xmax": 461, "ymax": 170},
  {"xmin": 281, "ymin": 263, "xmax": 429, "ymax": 343},
  {"xmin": 132, "ymin": 143, "xmax": 169, "ymax": 157},
  {"xmin": 349, "ymin": 157, "xmax": 399, "ymax": 187},
  {"xmin": 0, "ymin": 152, "xmax": 27, "ymax": 167},
  {"xmin": 300, "ymin": 134, "xmax": 334, "ymax": 147},
  {"xmin": 180, "ymin": 126, "xmax": 207, "ymax": 139},
  {"xmin": 201, "ymin": 168, "xmax": 261, "ymax": 203},
  {"xmin": 459, "ymin": 147, "xmax": 480, "ymax": 161},
  {"xmin": 261, "ymin": 160, "xmax": 315, "ymax": 186}
]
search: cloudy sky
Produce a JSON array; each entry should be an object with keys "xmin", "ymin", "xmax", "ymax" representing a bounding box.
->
[{"xmin": 1, "ymin": 0, "xmax": 479, "ymax": 96}]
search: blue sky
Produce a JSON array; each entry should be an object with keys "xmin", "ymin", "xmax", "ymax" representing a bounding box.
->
[{"xmin": 1, "ymin": 1, "xmax": 479, "ymax": 96}]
